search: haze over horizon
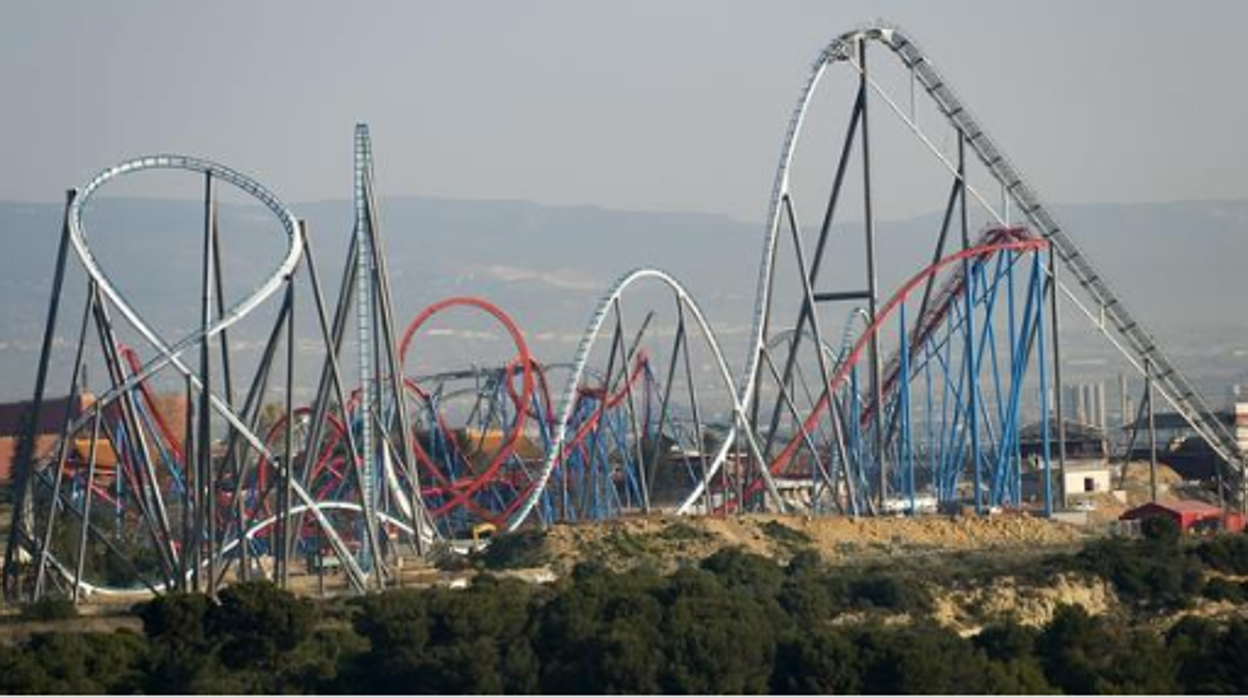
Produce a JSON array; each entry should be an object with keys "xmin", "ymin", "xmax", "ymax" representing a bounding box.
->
[
  {"xmin": 3, "ymin": 2, "xmax": 1248, "ymax": 220},
  {"xmin": 1, "ymin": 2, "xmax": 1245, "ymax": 411}
]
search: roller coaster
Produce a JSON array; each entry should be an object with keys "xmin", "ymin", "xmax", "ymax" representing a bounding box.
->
[{"xmin": 4, "ymin": 23, "xmax": 1242, "ymax": 599}]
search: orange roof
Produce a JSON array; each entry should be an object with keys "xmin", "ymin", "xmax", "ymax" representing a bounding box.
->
[
  {"xmin": 1153, "ymin": 499, "xmax": 1224, "ymax": 515},
  {"xmin": 459, "ymin": 428, "xmax": 545, "ymax": 460},
  {"xmin": 73, "ymin": 438, "xmax": 119, "ymax": 469},
  {"xmin": 1122, "ymin": 499, "xmax": 1225, "ymax": 519}
]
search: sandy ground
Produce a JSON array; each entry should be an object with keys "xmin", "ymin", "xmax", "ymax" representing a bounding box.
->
[{"xmin": 538, "ymin": 511, "xmax": 1088, "ymax": 575}]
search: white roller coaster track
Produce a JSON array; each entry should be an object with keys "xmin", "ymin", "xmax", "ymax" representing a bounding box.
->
[
  {"xmin": 506, "ymin": 268, "xmax": 788, "ymax": 531},
  {"xmin": 671, "ymin": 24, "xmax": 1242, "ymax": 515},
  {"xmin": 55, "ymin": 156, "xmax": 371, "ymax": 590},
  {"xmin": 55, "ymin": 501, "xmax": 429, "ymax": 599}
]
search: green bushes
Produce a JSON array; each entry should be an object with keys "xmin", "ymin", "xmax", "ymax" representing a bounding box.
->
[
  {"xmin": 135, "ymin": 581, "xmax": 340, "ymax": 693},
  {"xmin": 1035, "ymin": 605, "xmax": 1177, "ymax": 694},
  {"xmin": 19, "ymin": 594, "xmax": 78, "ymax": 622},
  {"xmin": 759, "ymin": 520, "xmax": 813, "ymax": 552},
  {"xmin": 659, "ymin": 521, "xmax": 710, "ymax": 543},
  {"xmin": 1201, "ymin": 576, "xmax": 1248, "ymax": 603},
  {"xmin": 847, "ymin": 573, "xmax": 930, "ymax": 613},
  {"xmin": 1071, "ymin": 529, "xmax": 1248, "ymax": 610},
  {"xmin": 0, "ymin": 630, "xmax": 147, "ymax": 694},
  {"xmin": 5, "ymin": 533, "xmax": 1248, "ymax": 694},
  {"xmin": 347, "ymin": 575, "xmax": 539, "ymax": 694},
  {"xmin": 1166, "ymin": 616, "xmax": 1248, "ymax": 694},
  {"xmin": 476, "ymin": 529, "xmax": 549, "ymax": 570},
  {"xmin": 1075, "ymin": 525, "xmax": 1203, "ymax": 609},
  {"xmin": 1195, "ymin": 532, "xmax": 1248, "ymax": 574}
]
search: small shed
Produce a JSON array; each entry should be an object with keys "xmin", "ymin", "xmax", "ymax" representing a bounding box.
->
[{"xmin": 1120, "ymin": 500, "xmax": 1245, "ymax": 535}]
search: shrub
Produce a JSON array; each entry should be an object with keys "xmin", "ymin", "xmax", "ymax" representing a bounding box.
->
[
  {"xmin": 1196, "ymin": 533, "xmax": 1248, "ymax": 575},
  {"xmin": 1077, "ymin": 535, "xmax": 1203, "ymax": 609},
  {"xmin": 852, "ymin": 623, "xmax": 998, "ymax": 694},
  {"xmin": 1141, "ymin": 516, "xmax": 1181, "ymax": 547},
  {"xmin": 349, "ymin": 579, "xmax": 539, "ymax": 694},
  {"xmin": 19, "ymin": 595, "xmax": 78, "ymax": 622},
  {"xmin": 0, "ymin": 630, "xmax": 147, "ymax": 694},
  {"xmin": 478, "ymin": 529, "xmax": 548, "ymax": 569},
  {"xmin": 772, "ymin": 626, "xmax": 861, "ymax": 694},
  {"xmin": 1167, "ymin": 617, "xmax": 1248, "ymax": 693},
  {"xmin": 208, "ymin": 581, "xmax": 317, "ymax": 670},
  {"xmin": 700, "ymin": 548, "xmax": 786, "ymax": 599},
  {"xmin": 659, "ymin": 568, "xmax": 778, "ymax": 693},
  {"xmin": 1036, "ymin": 605, "xmax": 1177, "ymax": 694},
  {"xmin": 659, "ymin": 521, "xmax": 709, "ymax": 542},
  {"xmin": 136, "ymin": 592, "xmax": 210, "ymax": 649},
  {"xmin": 1201, "ymin": 576, "xmax": 1245, "ymax": 603},
  {"xmin": 760, "ymin": 520, "xmax": 813, "ymax": 550},
  {"xmin": 847, "ymin": 574, "xmax": 930, "ymax": 613}
]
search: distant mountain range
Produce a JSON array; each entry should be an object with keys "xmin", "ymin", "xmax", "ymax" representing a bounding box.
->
[{"xmin": 0, "ymin": 195, "xmax": 1245, "ymax": 404}]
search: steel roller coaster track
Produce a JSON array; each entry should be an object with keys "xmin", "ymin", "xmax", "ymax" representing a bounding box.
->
[{"xmin": 5, "ymin": 23, "xmax": 1240, "ymax": 601}]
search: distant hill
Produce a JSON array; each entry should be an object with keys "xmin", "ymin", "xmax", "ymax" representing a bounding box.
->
[{"xmin": 0, "ymin": 196, "xmax": 1244, "ymax": 402}]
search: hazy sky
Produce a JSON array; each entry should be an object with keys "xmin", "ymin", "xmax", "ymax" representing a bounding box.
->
[{"xmin": 3, "ymin": 1, "xmax": 1248, "ymax": 221}]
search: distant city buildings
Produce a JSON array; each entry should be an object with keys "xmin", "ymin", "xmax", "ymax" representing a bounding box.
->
[
  {"xmin": 1062, "ymin": 382, "xmax": 1108, "ymax": 435},
  {"xmin": 1236, "ymin": 402, "xmax": 1248, "ymax": 456}
]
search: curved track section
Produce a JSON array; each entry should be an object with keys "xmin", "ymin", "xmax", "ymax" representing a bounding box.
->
[
  {"xmin": 507, "ymin": 268, "xmax": 784, "ymax": 531},
  {"xmin": 12, "ymin": 24, "xmax": 1240, "ymax": 600},
  {"xmin": 71, "ymin": 155, "xmax": 302, "ymax": 355},
  {"xmin": 756, "ymin": 25, "xmax": 1238, "ymax": 490},
  {"xmin": 398, "ymin": 297, "xmax": 543, "ymax": 534},
  {"xmin": 8, "ymin": 156, "xmax": 371, "ymax": 598},
  {"xmin": 706, "ymin": 23, "xmax": 1241, "ymax": 513}
]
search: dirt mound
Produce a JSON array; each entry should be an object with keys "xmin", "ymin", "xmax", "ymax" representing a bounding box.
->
[
  {"xmin": 526, "ymin": 512, "xmax": 1087, "ymax": 575},
  {"xmin": 932, "ymin": 572, "xmax": 1117, "ymax": 636},
  {"xmin": 1120, "ymin": 460, "xmax": 1185, "ymax": 489},
  {"xmin": 1116, "ymin": 461, "xmax": 1191, "ymax": 508}
]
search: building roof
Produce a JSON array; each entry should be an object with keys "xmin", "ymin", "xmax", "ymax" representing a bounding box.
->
[
  {"xmin": 1019, "ymin": 419, "xmax": 1107, "ymax": 444},
  {"xmin": 1154, "ymin": 499, "xmax": 1225, "ymax": 515},
  {"xmin": 0, "ymin": 394, "xmax": 91, "ymax": 437},
  {"xmin": 1124, "ymin": 499, "xmax": 1224, "ymax": 517},
  {"xmin": 1124, "ymin": 411, "xmax": 1233, "ymax": 432},
  {"xmin": 1062, "ymin": 459, "xmax": 1111, "ymax": 472}
]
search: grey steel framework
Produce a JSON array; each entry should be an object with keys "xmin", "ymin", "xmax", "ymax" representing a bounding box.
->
[
  {"xmin": 680, "ymin": 24, "xmax": 1243, "ymax": 515},
  {"xmin": 3, "ymin": 138, "xmax": 437, "ymax": 599},
  {"xmin": 4, "ymin": 22, "xmax": 1241, "ymax": 602}
]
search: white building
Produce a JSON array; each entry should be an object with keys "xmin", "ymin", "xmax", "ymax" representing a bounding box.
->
[
  {"xmin": 1235, "ymin": 402, "xmax": 1248, "ymax": 455},
  {"xmin": 1062, "ymin": 459, "xmax": 1113, "ymax": 499}
]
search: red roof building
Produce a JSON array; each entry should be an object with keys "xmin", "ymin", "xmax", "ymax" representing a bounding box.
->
[
  {"xmin": 1120, "ymin": 499, "xmax": 1245, "ymax": 534},
  {"xmin": 0, "ymin": 394, "xmax": 92, "ymax": 484},
  {"xmin": 0, "ymin": 392, "xmax": 187, "ymax": 485}
]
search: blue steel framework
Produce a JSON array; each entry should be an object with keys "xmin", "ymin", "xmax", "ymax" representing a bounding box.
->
[{"xmin": 5, "ymin": 23, "xmax": 1239, "ymax": 601}]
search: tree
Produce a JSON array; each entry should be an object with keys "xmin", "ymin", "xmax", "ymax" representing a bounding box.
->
[
  {"xmin": 1036, "ymin": 605, "xmax": 1176, "ymax": 694},
  {"xmin": 349, "ymin": 576, "xmax": 540, "ymax": 694},
  {"xmin": 208, "ymin": 580, "xmax": 317, "ymax": 671},
  {"xmin": 136, "ymin": 591, "xmax": 222, "ymax": 693},
  {"xmin": 0, "ymin": 631, "xmax": 147, "ymax": 694},
  {"xmin": 853, "ymin": 624, "xmax": 998, "ymax": 694},
  {"xmin": 535, "ymin": 565, "xmax": 663, "ymax": 693},
  {"xmin": 1141, "ymin": 515, "xmax": 1181, "ymax": 548},
  {"xmin": 1167, "ymin": 616, "xmax": 1248, "ymax": 694},
  {"xmin": 658, "ymin": 568, "xmax": 778, "ymax": 694},
  {"xmin": 1078, "ymin": 532, "xmax": 1203, "ymax": 609},
  {"xmin": 1196, "ymin": 533, "xmax": 1248, "ymax": 574},
  {"xmin": 772, "ymin": 626, "xmax": 861, "ymax": 694},
  {"xmin": 973, "ymin": 621, "xmax": 1055, "ymax": 694}
]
